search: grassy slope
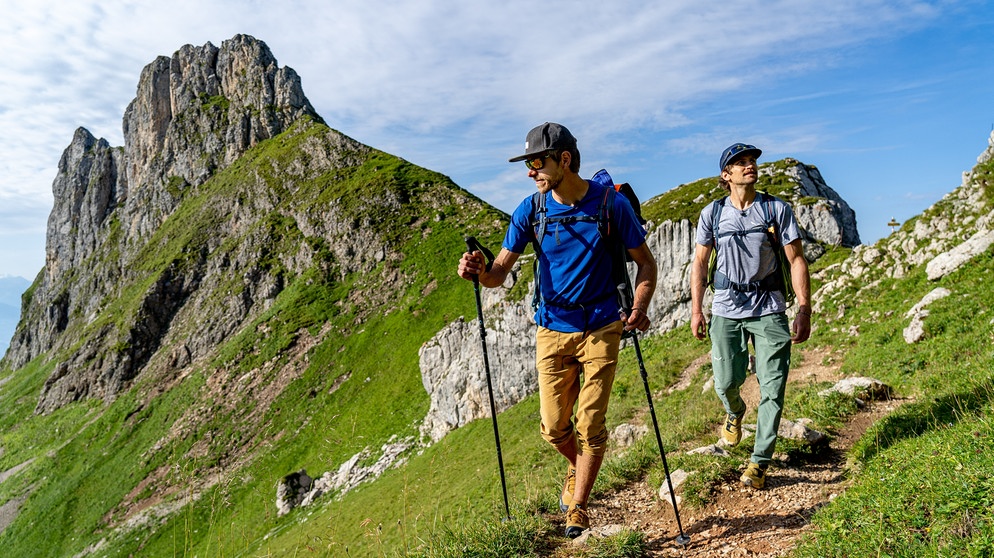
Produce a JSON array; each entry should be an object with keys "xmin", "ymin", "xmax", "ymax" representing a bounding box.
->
[
  {"xmin": 0, "ymin": 119, "xmax": 510, "ymax": 557},
  {"xmin": 1, "ymin": 131, "xmax": 990, "ymax": 558},
  {"xmin": 793, "ymin": 241, "xmax": 994, "ymax": 553}
]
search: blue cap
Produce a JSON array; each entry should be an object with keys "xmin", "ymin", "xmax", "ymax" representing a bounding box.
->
[{"xmin": 719, "ymin": 143, "xmax": 762, "ymax": 172}]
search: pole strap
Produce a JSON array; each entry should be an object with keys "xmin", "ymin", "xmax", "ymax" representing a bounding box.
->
[{"xmin": 465, "ymin": 236, "xmax": 495, "ymax": 272}]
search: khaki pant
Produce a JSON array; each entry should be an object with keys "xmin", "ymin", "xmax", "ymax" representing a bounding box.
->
[{"xmin": 536, "ymin": 320, "xmax": 623, "ymax": 457}]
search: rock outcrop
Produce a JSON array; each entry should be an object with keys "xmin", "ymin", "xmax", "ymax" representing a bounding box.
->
[
  {"xmin": 3, "ymin": 35, "xmax": 327, "ymax": 412},
  {"xmin": 275, "ymin": 436, "xmax": 415, "ymax": 516},
  {"xmin": 418, "ymin": 272, "xmax": 536, "ymax": 442},
  {"xmin": 903, "ymin": 287, "xmax": 953, "ymax": 344},
  {"xmin": 121, "ymin": 36, "xmax": 318, "ymax": 241},
  {"xmin": 813, "ymin": 130, "xmax": 994, "ymax": 318},
  {"xmin": 926, "ymin": 229, "xmax": 994, "ymax": 280},
  {"xmin": 773, "ymin": 163, "xmax": 861, "ymax": 249},
  {"xmin": 818, "ymin": 377, "xmax": 892, "ymax": 402}
]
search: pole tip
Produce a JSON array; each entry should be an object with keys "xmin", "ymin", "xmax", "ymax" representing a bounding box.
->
[{"xmin": 675, "ymin": 534, "xmax": 691, "ymax": 546}]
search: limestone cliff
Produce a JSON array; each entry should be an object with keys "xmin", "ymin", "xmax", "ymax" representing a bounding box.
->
[
  {"xmin": 3, "ymin": 35, "xmax": 363, "ymax": 413},
  {"xmin": 0, "ymin": 34, "xmax": 515, "ymax": 552}
]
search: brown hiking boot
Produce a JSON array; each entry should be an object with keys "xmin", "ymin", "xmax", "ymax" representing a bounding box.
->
[
  {"xmin": 740, "ymin": 462, "xmax": 768, "ymax": 489},
  {"xmin": 721, "ymin": 413, "xmax": 743, "ymax": 446},
  {"xmin": 559, "ymin": 466, "xmax": 576, "ymax": 512},
  {"xmin": 564, "ymin": 502, "xmax": 589, "ymax": 538}
]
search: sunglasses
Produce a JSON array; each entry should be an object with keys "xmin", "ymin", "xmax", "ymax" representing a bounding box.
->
[
  {"xmin": 524, "ymin": 152, "xmax": 555, "ymax": 171},
  {"xmin": 726, "ymin": 144, "xmax": 752, "ymax": 158}
]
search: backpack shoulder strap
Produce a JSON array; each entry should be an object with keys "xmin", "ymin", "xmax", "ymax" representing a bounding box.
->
[
  {"xmin": 758, "ymin": 192, "xmax": 781, "ymax": 247},
  {"xmin": 710, "ymin": 196, "xmax": 728, "ymax": 248},
  {"xmin": 529, "ymin": 191, "xmax": 545, "ymax": 311},
  {"xmin": 599, "ymin": 184, "xmax": 615, "ymax": 239},
  {"xmin": 531, "ymin": 191, "xmax": 548, "ymax": 250}
]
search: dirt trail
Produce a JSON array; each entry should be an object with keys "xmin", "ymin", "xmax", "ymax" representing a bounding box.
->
[{"xmin": 580, "ymin": 346, "xmax": 903, "ymax": 557}]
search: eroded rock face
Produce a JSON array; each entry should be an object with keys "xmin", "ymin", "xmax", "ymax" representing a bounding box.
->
[
  {"xmin": 418, "ymin": 276, "xmax": 536, "ymax": 442},
  {"xmin": 777, "ymin": 164, "xmax": 861, "ymax": 248},
  {"xmin": 4, "ymin": 35, "xmax": 325, "ymax": 413},
  {"xmin": 121, "ymin": 34, "xmax": 319, "ymax": 245}
]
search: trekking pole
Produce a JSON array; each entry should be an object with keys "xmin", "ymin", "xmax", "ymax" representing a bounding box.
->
[
  {"xmin": 628, "ymin": 330, "xmax": 691, "ymax": 546},
  {"xmin": 618, "ymin": 260, "xmax": 690, "ymax": 545},
  {"xmin": 465, "ymin": 236, "xmax": 511, "ymax": 521}
]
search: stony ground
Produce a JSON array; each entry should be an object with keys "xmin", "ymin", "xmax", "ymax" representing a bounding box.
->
[{"xmin": 564, "ymin": 345, "xmax": 904, "ymax": 557}]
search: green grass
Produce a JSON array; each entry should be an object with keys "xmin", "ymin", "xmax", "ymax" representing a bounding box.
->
[
  {"xmin": 795, "ymin": 382, "xmax": 994, "ymax": 557},
  {"xmin": 792, "ymin": 245, "xmax": 994, "ymax": 557}
]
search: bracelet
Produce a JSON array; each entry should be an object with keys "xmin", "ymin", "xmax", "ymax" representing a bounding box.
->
[
  {"xmin": 633, "ymin": 307, "xmax": 646, "ymax": 314},
  {"xmin": 798, "ymin": 310, "xmax": 811, "ymax": 317}
]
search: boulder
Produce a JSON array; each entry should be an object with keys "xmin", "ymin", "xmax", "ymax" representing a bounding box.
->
[{"xmin": 818, "ymin": 377, "xmax": 892, "ymax": 401}]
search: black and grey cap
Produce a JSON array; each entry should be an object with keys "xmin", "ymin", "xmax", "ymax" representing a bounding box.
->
[{"xmin": 508, "ymin": 122, "xmax": 577, "ymax": 162}]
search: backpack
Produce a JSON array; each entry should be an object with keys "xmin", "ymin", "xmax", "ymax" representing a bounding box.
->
[
  {"xmin": 706, "ymin": 191, "xmax": 795, "ymax": 305},
  {"xmin": 529, "ymin": 169, "xmax": 644, "ymax": 313}
]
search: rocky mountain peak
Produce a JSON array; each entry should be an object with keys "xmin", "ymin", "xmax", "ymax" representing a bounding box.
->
[
  {"xmin": 3, "ymin": 35, "xmax": 326, "ymax": 411},
  {"xmin": 122, "ymin": 34, "xmax": 320, "ymax": 239}
]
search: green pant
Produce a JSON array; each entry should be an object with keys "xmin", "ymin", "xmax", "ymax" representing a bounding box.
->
[{"xmin": 710, "ymin": 313, "xmax": 792, "ymax": 465}]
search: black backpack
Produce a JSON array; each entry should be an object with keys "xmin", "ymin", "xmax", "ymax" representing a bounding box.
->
[
  {"xmin": 529, "ymin": 169, "xmax": 644, "ymax": 313},
  {"xmin": 706, "ymin": 191, "xmax": 795, "ymax": 305}
]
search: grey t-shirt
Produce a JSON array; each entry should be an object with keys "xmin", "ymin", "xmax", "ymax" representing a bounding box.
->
[{"xmin": 696, "ymin": 194, "xmax": 801, "ymax": 319}]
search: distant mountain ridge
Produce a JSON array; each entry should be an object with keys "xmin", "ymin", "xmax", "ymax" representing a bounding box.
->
[
  {"xmin": 0, "ymin": 275, "xmax": 29, "ymax": 306},
  {"xmin": 0, "ymin": 275, "xmax": 29, "ymax": 357}
]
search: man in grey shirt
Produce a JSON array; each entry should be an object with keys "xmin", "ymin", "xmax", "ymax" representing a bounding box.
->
[{"xmin": 689, "ymin": 143, "xmax": 812, "ymax": 489}]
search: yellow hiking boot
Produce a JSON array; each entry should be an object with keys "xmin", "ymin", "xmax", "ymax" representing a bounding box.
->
[
  {"xmin": 564, "ymin": 502, "xmax": 589, "ymax": 539},
  {"xmin": 559, "ymin": 466, "xmax": 576, "ymax": 512},
  {"xmin": 721, "ymin": 413, "xmax": 743, "ymax": 446},
  {"xmin": 740, "ymin": 462, "xmax": 768, "ymax": 489}
]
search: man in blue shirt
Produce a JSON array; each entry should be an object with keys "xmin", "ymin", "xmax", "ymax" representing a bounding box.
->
[
  {"xmin": 689, "ymin": 143, "xmax": 811, "ymax": 490},
  {"xmin": 458, "ymin": 122, "xmax": 657, "ymax": 537}
]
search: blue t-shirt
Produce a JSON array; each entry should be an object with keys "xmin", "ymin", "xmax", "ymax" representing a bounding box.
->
[
  {"xmin": 695, "ymin": 194, "xmax": 800, "ymax": 319},
  {"xmin": 504, "ymin": 178, "xmax": 647, "ymax": 332}
]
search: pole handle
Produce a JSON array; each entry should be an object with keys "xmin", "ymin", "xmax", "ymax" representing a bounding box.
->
[{"xmin": 465, "ymin": 236, "xmax": 495, "ymax": 272}]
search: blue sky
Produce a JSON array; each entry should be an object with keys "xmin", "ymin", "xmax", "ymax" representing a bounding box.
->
[{"xmin": 1, "ymin": 0, "xmax": 992, "ymax": 280}]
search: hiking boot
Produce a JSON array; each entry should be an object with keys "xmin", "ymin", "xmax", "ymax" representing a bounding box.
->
[
  {"xmin": 559, "ymin": 466, "xmax": 576, "ymax": 512},
  {"xmin": 721, "ymin": 413, "xmax": 743, "ymax": 446},
  {"xmin": 740, "ymin": 462, "xmax": 768, "ymax": 489},
  {"xmin": 564, "ymin": 503, "xmax": 589, "ymax": 538}
]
